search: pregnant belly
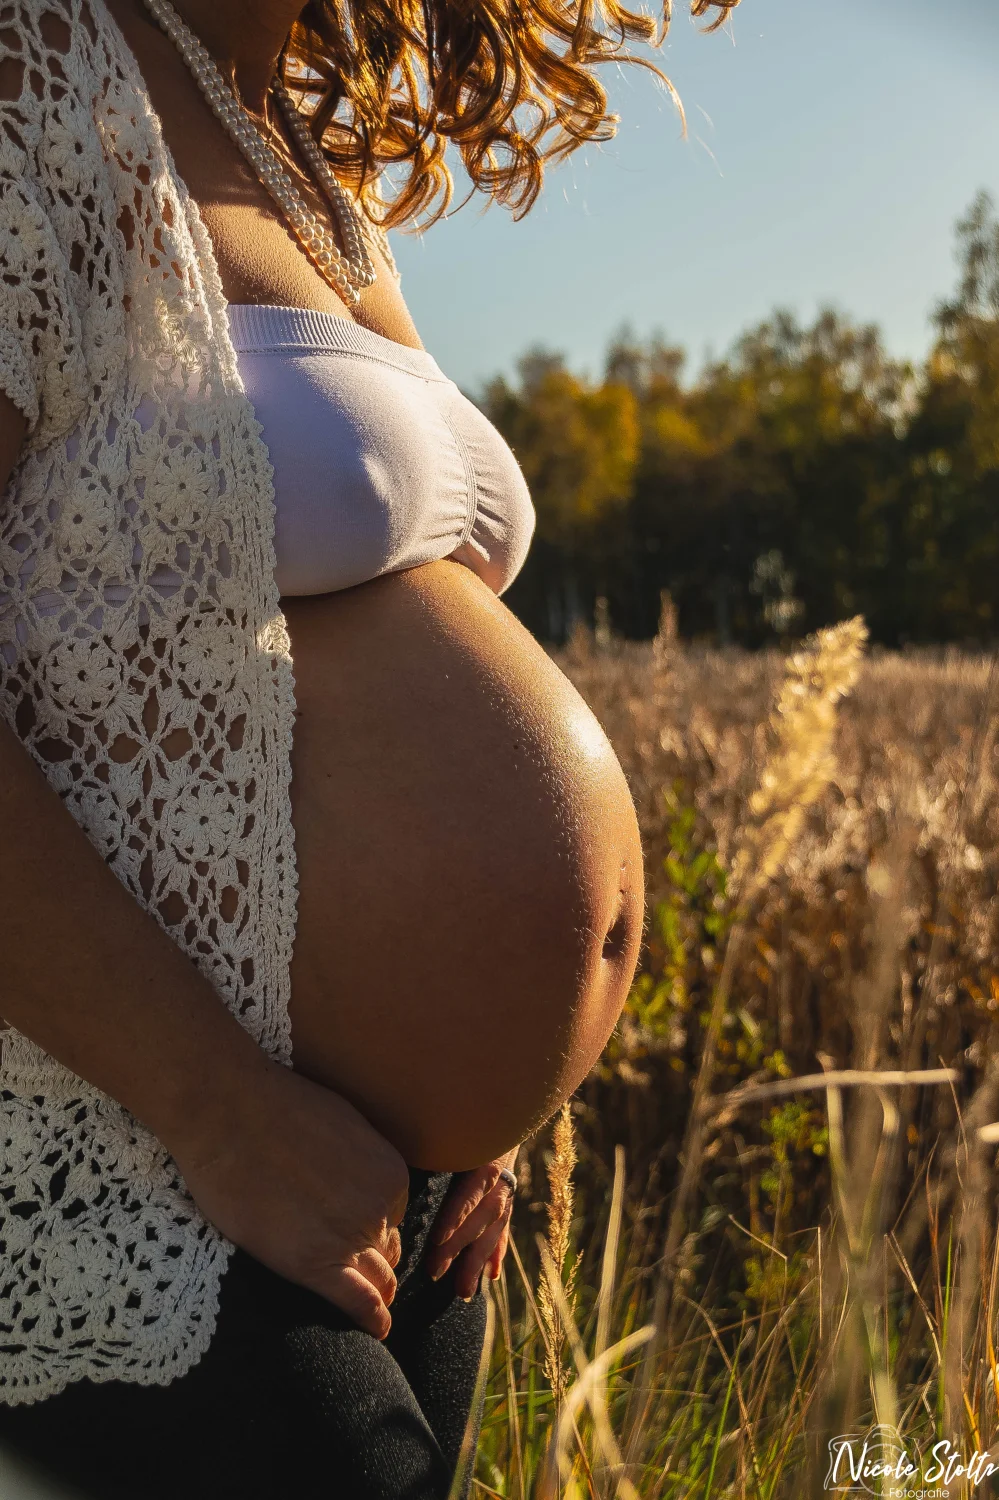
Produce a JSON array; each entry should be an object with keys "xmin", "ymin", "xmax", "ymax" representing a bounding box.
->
[{"xmin": 283, "ymin": 561, "xmax": 644, "ymax": 1170}]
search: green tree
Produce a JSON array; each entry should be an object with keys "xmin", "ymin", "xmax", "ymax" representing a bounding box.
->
[
  {"xmin": 485, "ymin": 192, "xmax": 999, "ymax": 649},
  {"xmin": 485, "ymin": 350, "xmax": 639, "ymax": 635},
  {"xmin": 892, "ymin": 191, "xmax": 999, "ymax": 641}
]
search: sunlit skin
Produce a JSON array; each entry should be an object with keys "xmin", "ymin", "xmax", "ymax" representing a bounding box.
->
[{"xmin": 62, "ymin": 0, "xmax": 647, "ymax": 1294}]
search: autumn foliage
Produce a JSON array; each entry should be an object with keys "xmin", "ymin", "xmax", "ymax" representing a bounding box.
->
[{"xmin": 490, "ymin": 192, "xmax": 999, "ymax": 650}]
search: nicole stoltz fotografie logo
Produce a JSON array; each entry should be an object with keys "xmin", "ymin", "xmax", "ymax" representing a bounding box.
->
[{"xmin": 823, "ymin": 1423, "xmax": 999, "ymax": 1497}]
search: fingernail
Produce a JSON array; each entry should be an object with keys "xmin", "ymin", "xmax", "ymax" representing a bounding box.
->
[{"xmin": 431, "ymin": 1259, "xmax": 452, "ymax": 1282}]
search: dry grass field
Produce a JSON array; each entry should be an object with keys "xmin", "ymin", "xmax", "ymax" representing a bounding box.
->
[{"xmin": 470, "ymin": 614, "xmax": 999, "ymax": 1499}]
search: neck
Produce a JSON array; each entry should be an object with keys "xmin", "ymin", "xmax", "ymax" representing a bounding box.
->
[{"xmin": 164, "ymin": 0, "xmax": 305, "ymax": 110}]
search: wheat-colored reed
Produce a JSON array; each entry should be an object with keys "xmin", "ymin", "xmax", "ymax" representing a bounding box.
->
[{"xmin": 471, "ymin": 627, "xmax": 999, "ymax": 1497}]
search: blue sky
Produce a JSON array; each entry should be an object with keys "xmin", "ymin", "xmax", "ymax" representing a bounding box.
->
[{"xmin": 391, "ymin": 0, "xmax": 999, "ymax": 393}]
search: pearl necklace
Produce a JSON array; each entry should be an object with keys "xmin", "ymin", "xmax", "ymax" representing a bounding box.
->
[{"xmin": 141, "ymin": 0, "xmax": 377, "ymax": 308}]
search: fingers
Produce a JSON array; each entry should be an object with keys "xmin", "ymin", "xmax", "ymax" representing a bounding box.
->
[
  {"xmin": 305, "ymin": 1245, "xmax": 398, "ymax": 1338},
  {"xmin": 355, "ymin": 1246, "xmax": 398, "ymax": 1308},
  {"xmin": 432, "ymin": 1164, "xmax": 499, "ymax": 1250},
  {"xmin": 383, "ymin": 1225, "xmax": 402, "ymax": 1270},
  {"xmin": 453, "ymin": 1204, "xmax": 512, "ymax": 1299},
  {"xmin": 321, "ymin": 1265, "xmax": 393, "ymax": 1340},
  {"xmin": 427, "ymin": 1185, "xmax": 511, "ymax": 1283},
  {"xmin": 486, "ymin": 1221, "xmax": 511, "ymax": 1282}
]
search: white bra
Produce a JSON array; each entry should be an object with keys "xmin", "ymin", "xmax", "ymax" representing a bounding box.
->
[
  {"xmin": 1, "ymin": 304, "xmax": 534, "ymax": 635},
  {"xmin": 227, "ymin": 303, "xmax": 536, "ymax": 598}
]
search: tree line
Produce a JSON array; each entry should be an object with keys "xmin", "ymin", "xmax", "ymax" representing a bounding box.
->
[{"xmin": 485, "ymin": 192, "xmax": 999, "ymax": 647}]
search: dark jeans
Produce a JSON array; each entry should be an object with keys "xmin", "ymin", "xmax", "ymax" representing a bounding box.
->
[{"xmin": 0, "ymin": 1170, "xmax": 487, "ymax": 1500}]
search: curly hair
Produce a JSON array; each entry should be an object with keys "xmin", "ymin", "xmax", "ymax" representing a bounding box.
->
[{"xmin": 279, "ymin": 0, "xmax": 739, "ymax": 227}]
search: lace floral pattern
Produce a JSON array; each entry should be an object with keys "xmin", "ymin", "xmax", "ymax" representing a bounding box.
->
[{"xmin": 0, "ymin": 0, "xmax": 300, "ymax": 1402}]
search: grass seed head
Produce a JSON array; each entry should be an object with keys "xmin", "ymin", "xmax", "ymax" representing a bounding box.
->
[
  {"xmin": 731, "ymin": 615, "xmax": 869, "ymax": 903},
  {"xmin": 537, "ymin": 1101, "xmax": 579, "ymax": 1407}
]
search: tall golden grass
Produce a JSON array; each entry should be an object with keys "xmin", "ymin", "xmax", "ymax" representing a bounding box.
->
[{"xmin": 472, "ymin": 612, "xmax": 999, "ymax": 1498}]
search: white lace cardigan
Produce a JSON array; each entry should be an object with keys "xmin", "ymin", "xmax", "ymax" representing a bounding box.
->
[{"xmin": 0, "ymin": 0, "xmax": 378, "ymax": 1404}]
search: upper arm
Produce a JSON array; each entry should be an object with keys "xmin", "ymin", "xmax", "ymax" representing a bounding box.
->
[{"xmin": 0, "ymin": 4, "xmax": 88, "ymax": 449}]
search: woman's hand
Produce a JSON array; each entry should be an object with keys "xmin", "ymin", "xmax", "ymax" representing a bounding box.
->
[
  {"xmin": 168, "ymin": 1058, "xmax": 410, "ymax": 1341},
  {"xmin": 424, "ymin": 1148, "xmax": 519, "ymax": 1298}
]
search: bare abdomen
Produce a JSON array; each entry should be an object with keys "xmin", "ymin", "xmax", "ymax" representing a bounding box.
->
[{"xmin": 283, "ymin": 562, "xmax": 644, "ymax": 1170}]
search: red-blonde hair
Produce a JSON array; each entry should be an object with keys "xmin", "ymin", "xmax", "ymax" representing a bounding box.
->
[{"xmin": 280, "ymin": 0, "xmax": 739, "ymax": 226}]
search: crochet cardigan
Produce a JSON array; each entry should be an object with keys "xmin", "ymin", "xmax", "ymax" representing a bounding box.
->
[{"xmin": 0, "ymin": 0, "xmax": 368, "ymax": 1404}]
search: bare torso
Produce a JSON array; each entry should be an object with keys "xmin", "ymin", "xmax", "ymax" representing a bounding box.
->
[
  {"xmin": 284, "ymin": 565, "xmax": 643, "ymax": 1168},
  {"xmin": 104, "ymin": 0, "xmax": 644, "ymax": 1169}
]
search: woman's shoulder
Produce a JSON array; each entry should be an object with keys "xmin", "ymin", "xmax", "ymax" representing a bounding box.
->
[
  {"xmin": 0, "ymin": 2, "xmax": 123, "ymax": 445},
  {"xmin": 3, "ymin": 0, "xmax": 108, "ymax": 85},
  {"xmin": 1, "ymin": 1, "xmax": 113, "ymax": 169},
  {"xmin": 3, "ymin": 0, "xmax": 169, "ymax": 223}
]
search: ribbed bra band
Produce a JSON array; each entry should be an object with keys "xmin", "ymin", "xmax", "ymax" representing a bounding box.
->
[{"xmin": 2, "ymin": 305, "xmax": 535, "ymax": 627}]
